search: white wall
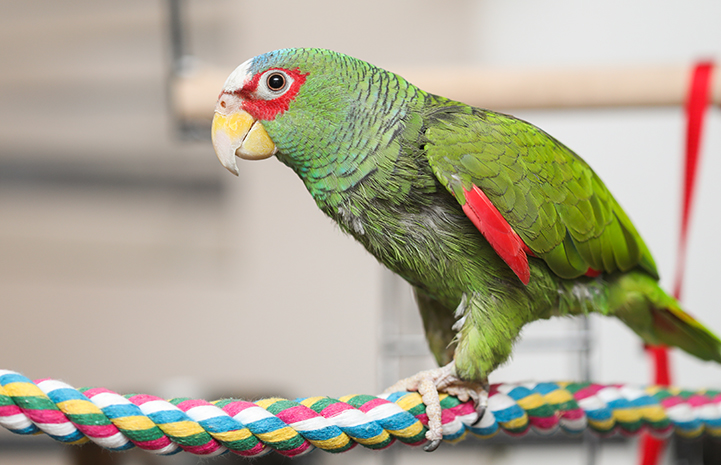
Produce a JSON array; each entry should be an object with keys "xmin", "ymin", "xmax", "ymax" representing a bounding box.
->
[{"xmin": 1, "ymin": 1, "xmax": 720, "ymax": 465}]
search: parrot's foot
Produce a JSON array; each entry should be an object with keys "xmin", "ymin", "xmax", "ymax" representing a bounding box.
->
[{"xmin": 383, "ymin": 362, "xmax": 488, "ymax": 452}]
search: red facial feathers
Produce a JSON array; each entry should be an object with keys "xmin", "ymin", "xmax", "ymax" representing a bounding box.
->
[
  {"xmin": 233, "ymin": 67, "xmax": 308, "ymax": 121},
  {"xmin": 462, "ymin": 184, "xmax": 531, "ymax": 284}
]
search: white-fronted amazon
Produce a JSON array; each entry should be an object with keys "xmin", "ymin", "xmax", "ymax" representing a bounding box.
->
[{"xmin": 211, "ymin": 48, "xmax": 721, "ymax": 450}]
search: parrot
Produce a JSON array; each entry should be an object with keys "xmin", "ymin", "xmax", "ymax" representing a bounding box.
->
[{"xmin": 210, "ymin": 48, "xmax": 721, "ymax": 450}]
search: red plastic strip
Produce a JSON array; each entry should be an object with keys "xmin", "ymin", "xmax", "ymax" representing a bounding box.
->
[
  {"xmin": 640, "ymin": 61, "xmax": 715, "ymax": 465},
  {"xmin": 673, "ymin": 61, "xmax": 715, "ymax": 301}
]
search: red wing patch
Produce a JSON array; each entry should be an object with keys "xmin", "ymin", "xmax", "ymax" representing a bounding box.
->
[
  {"xmin": 462, "ymin": 184, "xmax": 531, "ymax": 285},
  {"xmin": 584, "ymin": 268, "xmax": 602, "ymax": 277}
]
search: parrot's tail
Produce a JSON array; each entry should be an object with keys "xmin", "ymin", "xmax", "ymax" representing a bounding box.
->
[
  {"xmin": 609, "ymin": 272, "xmax": 721, "ymax": 364},
  {"xmin": 648, "ymin": 302, "xmax": 721, "ymax": 363}
]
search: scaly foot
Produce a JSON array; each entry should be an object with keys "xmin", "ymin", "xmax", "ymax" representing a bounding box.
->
[{"xmin": 383, "ymin": 362, "xmax": 488, "ymax": 451}]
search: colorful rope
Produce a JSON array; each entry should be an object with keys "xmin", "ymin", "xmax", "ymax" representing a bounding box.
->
[{"xmin": 1, "ymin": 370, "xmax": 720, "ymax": 457}]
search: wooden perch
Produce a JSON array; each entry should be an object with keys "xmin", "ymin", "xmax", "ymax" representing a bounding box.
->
[{"xmin": 172, "ymin": 64, "xmax": 721, "ymax": 122}]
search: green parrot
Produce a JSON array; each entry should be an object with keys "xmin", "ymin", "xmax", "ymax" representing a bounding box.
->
[{"xmin": 211, "ymin": 48, "xmax": 721, "ymax": 449}]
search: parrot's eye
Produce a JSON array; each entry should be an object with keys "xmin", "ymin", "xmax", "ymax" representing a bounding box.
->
[
  {"xmin": 253, "ymin": 69, "xmax": 294, "ymax": 101},
  {"xmin": 267, "ymin": 73, "xmax": 286, "ymax": 91}
]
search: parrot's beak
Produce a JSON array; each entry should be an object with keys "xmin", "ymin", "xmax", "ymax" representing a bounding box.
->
[{"xmin": 211, "ymin": 97, "xmax": 277, "ymax": 175}]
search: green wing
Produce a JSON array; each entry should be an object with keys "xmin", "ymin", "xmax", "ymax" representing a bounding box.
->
[{"xmin": 423, "ymin": 103, "xmax": 658, "ymax": 280}]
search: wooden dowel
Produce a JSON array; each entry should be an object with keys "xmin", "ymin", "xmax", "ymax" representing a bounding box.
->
[
  {"xmin": 394, "ymin": 65, "xmax": 721, "ymax": 110},
  {"xmin": 172, "ymin": 64, "xmax": 721, "ymax": 122}
]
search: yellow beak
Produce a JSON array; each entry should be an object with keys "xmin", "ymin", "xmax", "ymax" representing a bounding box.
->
[{"xmin": 211, "ymin": 109, "xmax": 277, "ymax": 175}]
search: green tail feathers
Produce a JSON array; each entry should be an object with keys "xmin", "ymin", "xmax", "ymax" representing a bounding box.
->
[
  {"xmin": 609, "ymin": 272, "xmax": 721, "ymax": 363},
  {"xmin": 650, "ymin": 304, "xmax": 721, "ymax": 363}
]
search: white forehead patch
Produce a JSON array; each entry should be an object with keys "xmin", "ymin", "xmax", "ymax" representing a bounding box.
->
[{"xmin": 223, "ymin": 58, "xmax": 253, "ymax": 92}]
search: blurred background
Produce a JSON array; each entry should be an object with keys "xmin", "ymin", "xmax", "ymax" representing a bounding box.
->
[{"xmin": 1, "ymin": 1, "xmax": 721, "ymax": 464}]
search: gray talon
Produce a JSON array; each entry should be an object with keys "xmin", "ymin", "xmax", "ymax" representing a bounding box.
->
[
  {"xmin": 471, "ymin": 404, "xmax": 486, "ymax": 427},
  {"xmin": 424, "ymin": 439, "xmax": 442, "ymax": 452},
  {"xmin": 471, "ymin": 383, "xmax": 489, "ymax": 427}
]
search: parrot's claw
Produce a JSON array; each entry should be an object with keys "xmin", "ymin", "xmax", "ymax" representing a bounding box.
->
[
  {"xmin": 383, "ymin": 362, "xmax": 488, "ymax": 452},
  {"xmin": 470, "ymin": 384, "xmax": 489, "ymax": 427},
  {"xmin": 472, "ymin": 402, "xmax": 487, "ymax": 427},
  {"xmin": 424, "ymin": 438, "xmax": 442, "ymax": 452}
]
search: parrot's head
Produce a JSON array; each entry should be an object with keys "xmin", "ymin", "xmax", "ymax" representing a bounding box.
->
[
  {"xmin": 212, "ymin": 48, "xmax": 363, "ymax": 176},
  {"xmin": 211, "ymin": 48, "xmax": 415, "ymax": 189}
]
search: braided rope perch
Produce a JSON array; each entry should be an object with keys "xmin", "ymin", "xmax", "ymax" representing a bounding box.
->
[{"xmin": 1, "ymin": 370, "xmax": 720, "ymax": 457}]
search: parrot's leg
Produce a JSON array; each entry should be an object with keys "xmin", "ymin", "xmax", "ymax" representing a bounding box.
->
[
  {"xmin": 383, "ymin": 361, "xmax": 488, "ymax": 451},
  {"xmin": 394, "ymin": 289, "xmax": 525, "ymax": 450}
]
